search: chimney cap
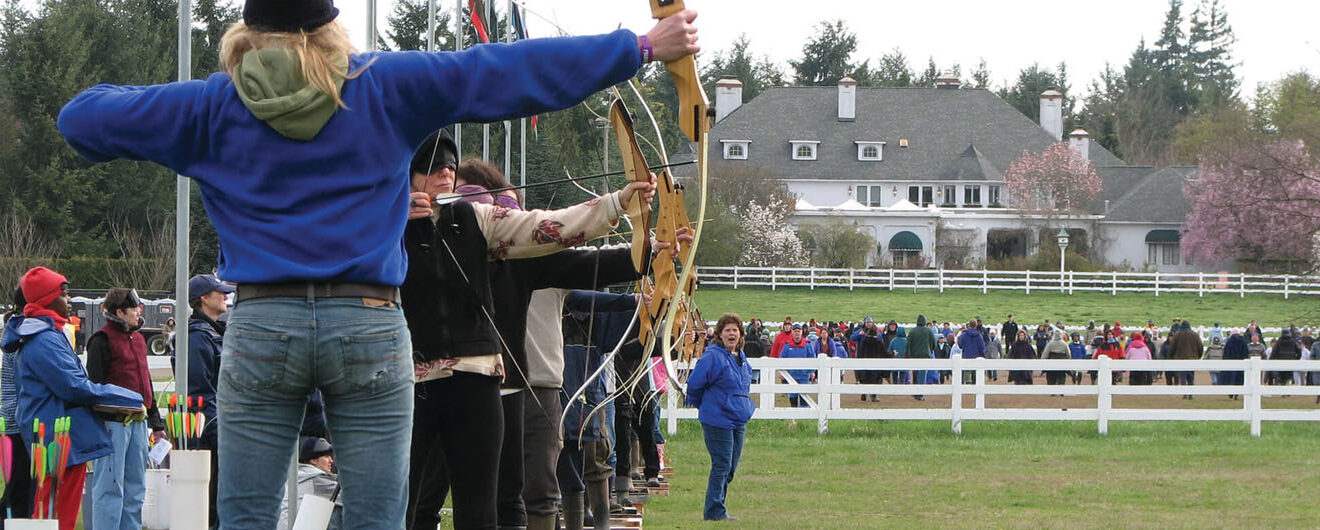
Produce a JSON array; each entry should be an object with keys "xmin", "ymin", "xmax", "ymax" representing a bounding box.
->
[
  {"xmin": 1069, "ymin": 128, "xmax": 1090, "ymax": 138},
  {"xmin": 716, "ymin": 77, "xmax": 743, "ymax": 87},
  {"xmin": 934, "ymin": 73, "xmax": 961, "ymax": 89},
  {"xmin": 838, "ymin": 76, "xmax": 858, "ymax": 86},
  {"xmin": 1040, "ymin": 89, "xmax": 1064, "ymax": 99}
]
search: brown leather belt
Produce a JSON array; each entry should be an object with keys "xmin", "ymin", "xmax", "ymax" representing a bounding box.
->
[{"xmin": 235, "ymin": 282, "xmax": 400, "ymax": 304}]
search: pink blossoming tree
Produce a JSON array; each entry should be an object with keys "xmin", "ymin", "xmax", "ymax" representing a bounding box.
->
[
  {"xmin": 1182, "ymin": 139, "xmax": 1320, "ymax": 271},
  {"xmin": 1003, "ymin": 142, "xmax": 1103, "ymax": 212}
]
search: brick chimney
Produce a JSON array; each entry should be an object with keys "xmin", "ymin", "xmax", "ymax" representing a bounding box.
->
[
  {"xmin": 1069, "ymin": 129, "xmax": 1090, "ymax": 160},
  {"xmin": 1039, "ymin": 90, "xmax": 1063, "ymax": 141},
  {"xmin": 934, "ymin": 72, "xmax": 961, "ymax": 89},
  {"xmin": 715, "ymin": 77, "xmax": 743, "ymax": 123},
  {"xmin": 837, "ymin": 76, "xmax": 856, "ymax": 122}
]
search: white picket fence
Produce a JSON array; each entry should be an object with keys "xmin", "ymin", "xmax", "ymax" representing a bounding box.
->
[
  {"xmin": 696, "ymin": 266, "xmax": 1320, "ymax": 298},
  {"xmin": 661, "ymin": 355, "xmax": 1320, "ymax": 437}
]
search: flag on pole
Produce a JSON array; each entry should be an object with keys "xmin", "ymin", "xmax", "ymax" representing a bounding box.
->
[
  {"xmin": 469, "ymin": 0, "xmax": 490, "ymax": 44},
  {"xmin": 509, "ymin": 3, "xmax": 538, "ymax": 134}
]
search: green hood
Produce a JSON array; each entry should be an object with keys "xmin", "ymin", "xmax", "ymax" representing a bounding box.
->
[
  {"xmin": 916, "ymin": 314, "xmax": 927, "ymax": 326},
  {"xmin": 232, "ymin": 49, "xmax": 347, "ymax": 141}
]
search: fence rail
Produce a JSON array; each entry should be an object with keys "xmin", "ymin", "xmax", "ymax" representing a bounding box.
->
[
  {"xmin": 696, "ymin": 266, "xmax": 1320, "ymax": 298},
  {"xmin": 662, "ymin": 356, "xmax": 1320, "ymax": 437}
]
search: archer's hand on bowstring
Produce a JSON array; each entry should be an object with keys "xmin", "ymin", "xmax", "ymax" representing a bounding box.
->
[
  {"xmin": 643, "ymin": 10, "xmax": 700, "ymax": 62},
  {"xmin": 409, "ymin": 191, "xmax": 433, "ymax": 220},
  {"xmin": 650, "ymin": 227, "xmax": 694, "ymax": 259}
]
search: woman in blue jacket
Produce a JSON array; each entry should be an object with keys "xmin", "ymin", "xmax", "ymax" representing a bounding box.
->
[
  {"xmin": 55, "ymin": 1, "xmax": 700, "ymax": 526},
  {"xmin": 2, "ymin": 268, "xmax": 142, "ymax": 528},
  {"xmin": 686, "ymin": 314, "xmax": 755, "ymax": 522}
]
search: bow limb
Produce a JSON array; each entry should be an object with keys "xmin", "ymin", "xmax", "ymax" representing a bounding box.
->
[{"xmin": 608, "ymin": 99, "xmax": 654, "ymax": 275}]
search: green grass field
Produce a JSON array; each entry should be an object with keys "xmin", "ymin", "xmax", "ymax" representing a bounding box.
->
[
  {"xmin": 693, "ymin": 287, "xmax": 1320, "ymax": 330},
  {"xmin": 644, "ymin": 420, "xmax": 1319, "ymax": 528}
]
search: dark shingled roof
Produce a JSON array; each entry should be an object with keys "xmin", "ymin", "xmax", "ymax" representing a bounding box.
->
[
  {"xmin": 691, "ymin": 86, "xmax": 1124, "ymax": 181},
  {"xmin": 1103, "ymin": 166, "xmax": 1200, "ymax": 223},
  {"xmin": 1090, "ymin": 165, "xmax": 1160, "ymax": 214}
]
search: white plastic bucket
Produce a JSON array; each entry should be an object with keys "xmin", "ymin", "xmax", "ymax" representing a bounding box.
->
[
  {"xmin": 143, "ymin": 468, "xmax": 172, "ymax": 529},
  {"xmin": 6, "ymin": 520, "xmax": 60, "ymax": 529},
  {"xmin": 169, "ymin": 450, "xmax": 212, "ymax": 530},
  {"xmin": 291, "ymin": 494, "xmax": 335, "ymax": 530}
]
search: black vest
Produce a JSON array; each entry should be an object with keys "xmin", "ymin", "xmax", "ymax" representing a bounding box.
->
[{"xmin": 401, "ymin": 201, "xmax": 502, "ymax": 362}]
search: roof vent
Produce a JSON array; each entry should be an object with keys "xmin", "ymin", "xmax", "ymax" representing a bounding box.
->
[{"xmin": 899, "ymin": 139, "xmax": 909, "ymax": 148}]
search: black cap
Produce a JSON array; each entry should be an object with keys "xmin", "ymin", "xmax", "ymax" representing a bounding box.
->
[
  {"xmin": 411, "ymin": 129, "xmax": 459, "ymax": 175},
  {"xmin": 299, "ymin": 436, "xmax": 333, "ymax": 462},
  {"xmin": 244, "ymin": 0, "xmax": 340, "ymax": 32}
]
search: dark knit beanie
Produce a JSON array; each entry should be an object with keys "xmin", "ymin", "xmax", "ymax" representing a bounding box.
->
[
  {"xmin": 411, "ymin": 129, "xmax": 458, "ymax": 175},
  {"xmin": 244, "ymin": 0, "xmax": 340, "ymax": 32}
]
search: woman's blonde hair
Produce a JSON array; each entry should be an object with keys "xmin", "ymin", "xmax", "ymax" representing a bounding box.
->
[{"xmin": 220, "ymin": 20, "xmax": 372, "ymax": 108}]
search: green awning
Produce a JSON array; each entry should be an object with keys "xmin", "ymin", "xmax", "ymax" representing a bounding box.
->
[
  {"xmin": 889, "ymin": 231, "xmax": 923, "ymax": 251},
  {"xmin": 1145, "ymin": 230, "xmax": 1181, "ymax": 243}
]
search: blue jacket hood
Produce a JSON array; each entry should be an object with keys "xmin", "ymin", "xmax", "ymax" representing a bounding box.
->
[
  {"xmin": 2, "ymin": 316, "xmax": 54, "ymax": 353},
  {"xmin": 896, "ymin": 326, "xmax": 907, "ymax": 338}
]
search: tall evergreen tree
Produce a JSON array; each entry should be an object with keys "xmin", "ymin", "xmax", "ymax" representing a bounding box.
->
[
  {"xmin": 1186, "ymin": 0, "xmax": 1238, "ymax": 109},
  {"xmin": 789, "ymin": 20, "xmax": 867, "ymax": 85},
  {"xmin": 916, "ymin": 56, "xmax": 939, "ymax": 87},
  {"xmin": 970, "ymin": 58, "xmax": 991, "ymax": 89},
  {"xmin": 701, "ymin": 34, "xmax": 785, "ymax": 103},
  {"xmin": 873, "ymin": 48, "xmax": 914, "ymax": 88},
  {"xmin": 998, "ymin": 63, "xmax": 1073, "ymax": 124}
]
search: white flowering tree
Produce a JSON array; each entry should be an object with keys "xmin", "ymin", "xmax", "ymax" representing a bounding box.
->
[{"xmin": 737, "ymin": 202, "xmax": 808, "ymax": 267}]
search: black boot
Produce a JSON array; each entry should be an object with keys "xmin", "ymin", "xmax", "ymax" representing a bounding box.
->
[
  {"xmin": 563, "ymin": 490, "xmax": 584, "ymax": 530},
  {"xmin": 587, "ymin": 479, "xmax": 611, "ymax": 530}
]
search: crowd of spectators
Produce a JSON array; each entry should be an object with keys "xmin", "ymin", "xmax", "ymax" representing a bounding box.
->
[{"xmin": 735, "ymin": 315, "xmax": 1320, "ymax": 403}]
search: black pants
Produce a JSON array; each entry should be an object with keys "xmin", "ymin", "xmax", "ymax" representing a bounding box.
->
[
  {"xmin": 497, "ymin": 391, "xmax": 526, "ymax": 528},
  {"xmin": 522, "ymin": 387, "xmax": 563, "ymax": 518},
  {"xmin": 614, "ymin": 393, "xmax": 661, "ymax": 481},
  {"xmin": 1046, "ymin": 370, "xmax": 1068, "ymax": 385},
  {"xmin": 407, "ymin": 372, "xmax": 504, "ymax": 530},
  {"xmin": 0, "ymin": 433, "xmax": 33, "ymax": 525}
]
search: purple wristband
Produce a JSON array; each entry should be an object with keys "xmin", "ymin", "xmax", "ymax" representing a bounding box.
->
[{"xmin": 639, "ymin": 35, "xmax": 654, "ymax": 63}]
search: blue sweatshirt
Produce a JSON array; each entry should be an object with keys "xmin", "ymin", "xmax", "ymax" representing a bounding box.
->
[
  {"xmin": 685, "ymin": 343, "xmax": 754, "ymax": 429},
  {"xmin": 58, "ymin": 32, "xmax": 641, "ymax": 285},
  {"xmin": 2, "ymin": 316, "xmax": 143, "ymax": 466}
]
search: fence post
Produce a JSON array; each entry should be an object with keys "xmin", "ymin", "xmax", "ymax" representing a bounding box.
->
[
  {"xmin": 1247, "ymin": 356, "xmax": 1261, "ymax": 437},
  {"xmin": 1111, "ymin": 271, "xmax": 1118, "ymax": 296},
  {"xmin": 759, "ymin": 365, "xmax": 775, "ymax": 412},
  {"xmin": 1097, "ymin": 355, "xmax": 1111, "ymax": 435},
  {"xmin": 889, "ymin": 269, "xmax": 895, "ymax": 291},
  {"xmin": 938, "ymin": 269, "xmax": 945, "ymax": 293},
  {"xmin": 817, "ymin": 354, "xmax": 830, "ymax": 435},
  {"xmin": 1284, "ymin": 276, "xmax": 1290, "ymax": 300},
  {"xmin": 771, "ymin": 267, "xmax": 777, "ymax": 291},
  {"xmin": 809, "ymin": 268, "xmax": 815, "ymax": 290},
  {"xmin": 849, "ymin": 269, "xmax": 855, "ymax": 291},
  {"xmin": 831, "ymin": 357, "xmax": 842, "ymax": 410},
  {"xmin": 667, "ymin": 384, "xmax": 679, "ymax": 436},
  {"xmin": 950, "ymin": 354, "xmax": 963, "ymax": 434},
  {"xmin": 982, "ymin": 269, "xmax": 988, "ymax": 294},
  {"xmin": 1068, "ymin": 271, "xmax": 1074, "ymax": 295},
  {"xmin": 1025, "ymin": 270, "xmax": 1031, "ymax": 295},
  {"xmin": 974, "ymin": 357, "xmax": 985, "ymax": 410},
  {"xmin": 1154, "ymin": 271, "xmax": 1160, "ymax": 297},
  {"xmin": 1240, "ymin": 273, "xmax": 1245, "ymax": 298},
  {"xmin": 1198, "ymin": 272, "xmax": 1204, "ymax": 297},
  {"xmin": 733, "ymin": 265, "xmax": 739, "ymax": 289}
]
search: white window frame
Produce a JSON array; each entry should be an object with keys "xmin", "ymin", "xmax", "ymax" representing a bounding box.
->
[
  {"xmin": 790, "ymin": 140, "xmax": 820, "ymax": 161},
  {"xmin": 721, "ymin": 140, "xmax": 750, "ymax": 160},
  {"xmin": 987, "ymin": 185, "xmax": 1001, "ymax": 206},
  {"xmin": 855, "ymin": 141, "xmax": 885, "ymax": 161},
  {"xmin": 940, "ymin": 185, "xmax": 958, "ymax": 206},
  {"xmin": 1147, "ymin": 243, "xmax": 1182, "ymax": 266},
  {"xmin": 908, "ymin": 185, "xmax": 933, "ymax": 207},
  {"xmin": 963, "ymin": 185, "xmax": 982, "ymax": 207}
]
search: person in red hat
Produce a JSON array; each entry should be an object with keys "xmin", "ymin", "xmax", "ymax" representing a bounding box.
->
[{"xmin": 2, "ymin": 267, "xmax": 142, "ymax": 530}]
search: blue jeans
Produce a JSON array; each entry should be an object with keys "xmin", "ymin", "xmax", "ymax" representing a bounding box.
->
[
  {"xmin": 91, "ymin": 419, "xmax": 148, "ymax": 530},
  {"xmin": 700, "ymin": 422, "xmax": 744, "ymax": 521},
  {"xmin": 217, "ymin": 296, "xmax": 413, "ymax": 529}
]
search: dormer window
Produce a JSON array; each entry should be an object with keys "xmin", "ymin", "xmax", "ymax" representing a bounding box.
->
[
  {"xmin": 721, "ymin": 140, "xmax": 750, "ymax": 160},
  {"xmin": 855, "ymin": 141, "xmax": 885, "ymax": 161},
  {"xmin": 790, "ymin": 140, "xmax": 819, "ymax": 161}
]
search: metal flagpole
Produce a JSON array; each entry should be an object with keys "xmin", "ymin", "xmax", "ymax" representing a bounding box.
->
[
  {"xmin": 504, "ymin": 0, "xmax": 512, "ymax": 176},
  {"xmin": 174, "ymin": 0, "xmax": 192, "ymax": 452},
  {"xmin": 454, "ymin": 0, "xmax": 463, "ymax": 154},
  {"xmin": 366, "ymin": 0, "xmax": 378, "ymax": 51},
  {"xmin": 482, "ymin": 0, "xmax": 489, "ymax": 162},
  {"xmin": 427, "ymin": 0, "xmax": 437, "ymax": 52}
]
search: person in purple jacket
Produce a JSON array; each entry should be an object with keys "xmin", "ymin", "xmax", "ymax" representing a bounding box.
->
[
  {"xmin": 686, "ymin": 314, "xmax": 755, "ymax": 522},
  {"xmin": 55, "ymin": 1, "xmax": 700, "ymax": 526}
]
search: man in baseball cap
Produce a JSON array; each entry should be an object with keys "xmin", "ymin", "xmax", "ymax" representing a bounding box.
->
[{"xmin": 181, "ymin": 273, "xmax": 234, "ymax": 526}]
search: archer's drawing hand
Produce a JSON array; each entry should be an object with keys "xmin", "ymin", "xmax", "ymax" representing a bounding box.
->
[
  {"xmin": 409, "ymin": 192, "xmax": 432, "ymax": 219},
  {"xmin": 645, "ymin": 9, "xmax": 699, "ymax": 62}
]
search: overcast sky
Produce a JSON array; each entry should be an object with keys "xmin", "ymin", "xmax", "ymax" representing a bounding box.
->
[{"xmin": 337, "ymin": 0, "xmax": 1314, "ymax": 98}]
